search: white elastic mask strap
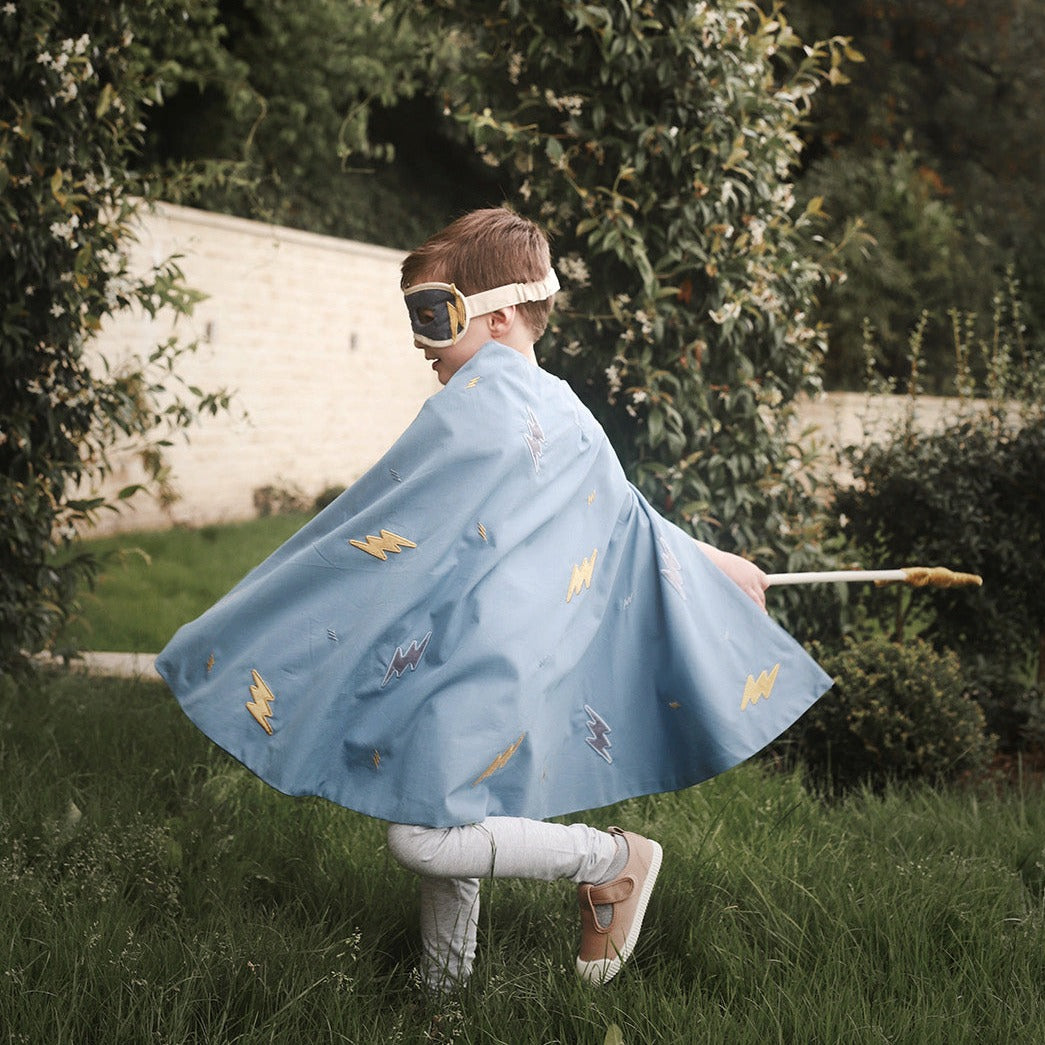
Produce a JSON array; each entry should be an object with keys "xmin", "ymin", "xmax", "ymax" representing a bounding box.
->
[{"xmin": 462, "ymin": 269, "xmax": 560, "ymax": 318}]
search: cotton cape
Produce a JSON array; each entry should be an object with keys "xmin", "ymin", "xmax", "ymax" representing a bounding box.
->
[{"xmin": 157, "ymin": 343, "xmax": 832, "ymax": 827}]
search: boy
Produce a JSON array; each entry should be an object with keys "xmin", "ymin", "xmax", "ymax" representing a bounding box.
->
[{"xmin": 157, "ymin": 207, "xmax": 831, "ymax": 992}]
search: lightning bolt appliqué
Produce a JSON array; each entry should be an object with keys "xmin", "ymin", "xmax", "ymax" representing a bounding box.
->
[
  {"xmin": 584, "ymin": 704, "xmax": 613, "ymax": 764},
  {"xmin": 566, "ymin": 549, "xmax": 598, "ymax": 602},
  {"xmin": 658, "ymin": 536, "xmax": 686, "ymax": 599},
  {"xmin": 472, "ymin": 733, "xmax": 526, "ymax": 787},
  {"xmin": 246, "ymin": 669, "xmax": 276, "ymax": 735},
  {"xmin": 381, "ymin": 631, "xmax": 432, "ymax": 687},
  {"xmin": 349, "ymin": 529, "xmax": 417, "ymax": 560},
  {"xmin": 741, "ymin": 663, "xmax": 781, "ymax": 710},
  {"xmin": 523, "ymin": 407, "xmax": 546, "ymax": 474}
]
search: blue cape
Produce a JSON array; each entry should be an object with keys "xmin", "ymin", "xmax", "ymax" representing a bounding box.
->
[{"xmin": 157, "ymin": 343, "xmax": 832, "ymax": 827}]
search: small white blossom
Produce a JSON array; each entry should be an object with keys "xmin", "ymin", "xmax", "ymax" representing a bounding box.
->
[
  {"xmin": 557, "ymin": 254, "xmax": 590, "ymax": 287},
  {"xmin": 709, "ymin": 301, "xmax": 741, "ymax": 324},
  {"xmin": 3, "ymin": 4, "xmax": 16, "ymax": 15},
  {"xmin": 507, "ymin": 51, "xmax": 523, "ymax": 85},
  {"xmin": 50, "ymin": 303, "xmax": 64, "ymax": 317}
]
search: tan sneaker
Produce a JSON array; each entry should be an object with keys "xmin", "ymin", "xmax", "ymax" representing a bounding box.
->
[{"xmin": 576, "ymin": 826, "xmax": 662, "ymax": 984}]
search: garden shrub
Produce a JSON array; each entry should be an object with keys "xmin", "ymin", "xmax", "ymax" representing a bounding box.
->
[
  {"xmin": 834, "ymin": 290, "xmax": 1045, "ymax": 742},
  {"xmin": 252, "ymin": 480, "xmax": 309, "ymax": 518},
  {"xmin": 788, "ymin": 635, "xmax": 995, "ymax": 793},
  {"xmin": 1, "ymin": 1, "xmax": 230, "ymax": 673}
]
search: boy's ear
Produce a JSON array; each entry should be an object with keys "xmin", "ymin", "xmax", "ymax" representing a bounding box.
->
[{"xmin": 485, "ymin": 305, "xmax": 517, "ymax": 337}]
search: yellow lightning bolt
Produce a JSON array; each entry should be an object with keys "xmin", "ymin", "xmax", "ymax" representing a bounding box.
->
[
  {"xmin": 246, "ymin": 669, "xmax": 276, "ymax": 735},
  {"xmin": 587, "ymin": 490, "xmax": 597, "ymax": 505},
  {"xmin": 466, "ymin": 377, "xmax": 481, "ymax": 389},
  {"xmin": 741, "ymin": 663, "xmax": 781, "ymax": 711},
  {"xmin": 206, "ymin": 652, "xmax": 215, "ymax": 673},
  {"xmin": 349, "ymin": 529, "xmax": 417, "ymax": 560},
  {"xmin": 448, "ymin": 299, "xmax": 465, "ymax": 339},
  {"xmin": 472, "ymin": 733, "xmax": 526, "ymax": 787},
  {"xmin": 566, "ymin": 549, "xmax": 599, "ymax": 603},
  {"xmin": 372, "ymin": 750, "xmax": 381, "ymax": 769},
  {"xmin": 477, "ymin": 522, "xmax": 488, "ymax": 541}
]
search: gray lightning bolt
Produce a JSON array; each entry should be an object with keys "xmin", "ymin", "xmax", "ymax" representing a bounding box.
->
[
  {"xmin": 524, "ymin": 407, "xmax": 546, "ymax": 474},
  {"xmin": 381, "ymin": 631, "xmax": 432, "ymax": 687},
  {"xmin": 583, "ymin": 704, "xmax": 613, "ymax": 764},
  {"xmin": 658, "ymin": 536, "xmax": 686, "ymax": 599}
]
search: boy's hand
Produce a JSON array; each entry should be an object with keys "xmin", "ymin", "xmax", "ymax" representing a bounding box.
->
[{"xmin": 694, "ymin": 541, "xmax": 768, "ymax": 611}]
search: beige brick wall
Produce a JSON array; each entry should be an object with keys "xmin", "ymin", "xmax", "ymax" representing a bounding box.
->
[
  {"xmin": 88, "ymin": 203, "xmax": 438, "ymax": 534},
  {"xmin": 86, "ymin": 204, "xmax": 972, "ymax": 536}
]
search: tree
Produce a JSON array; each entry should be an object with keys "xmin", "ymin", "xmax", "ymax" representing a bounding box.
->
[
  {"xmin": 140, "ymin": 0, "xmax": 464, "ymax": 247},
  {"xmin": 1, "ymin": 0, "xmax": 228, "ymax": 672},
  {"xmin": 785, "ymin": 0, "xmax": 1045, "ymax": 390},
  {"xmin": 431, "ymin": 0, "xmax": 853, "ymax": 622}
]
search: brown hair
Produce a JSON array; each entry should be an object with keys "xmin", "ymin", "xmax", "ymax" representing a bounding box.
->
[{"xmin": 401, "ymin": 207, "xmax": 555, "ymax": 339}]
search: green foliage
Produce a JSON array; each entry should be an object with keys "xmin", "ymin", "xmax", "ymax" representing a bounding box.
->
[
  {"xmin": 786, "ymin": 0, "xmax": 1045, "ymax": 390},
  {"xmin": 252, "ymin": 479, "xmax": 310, "ymax": 518},
  {"xmin": 800, "ymin": 146, "xmax": 995, "ymax": 390},
  {"xmin": 141, "ymin": 0, "xmax": 446, "ymax": 243},
  {"xmin": 1, "ymin": 0, "xmax": 230, "ymax": 672},
  {"xmin": 835, "ymin": 286, "xmax": 1045, "ymax": 698},
  {"xmin": 432, "ymin": 1, "xmax": 853, "ymax": 602},
  {"xmin": 788, "ymin": 636, "xmax": 995, "ymax": 793}
]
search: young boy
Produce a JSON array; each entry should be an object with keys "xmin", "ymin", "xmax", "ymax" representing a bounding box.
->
[{"xmin": 157, "ymin": 207, "xmax": 831, "ymax": 992}]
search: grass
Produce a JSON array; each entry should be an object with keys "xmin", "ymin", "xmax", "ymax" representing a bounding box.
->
[
  {"xmin": 2, "ymin": 669, "xmax": 1044, "ymax": 1043},
  {"xmin": 60, "ymin": 514, "xmax": 311, "ymax": 653}
]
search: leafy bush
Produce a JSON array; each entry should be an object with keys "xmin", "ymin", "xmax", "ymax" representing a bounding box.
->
[
  {"xmin": 798, "ymin": 147, "xmax": 997, "ymax": 391},
  {"xmin": 834, "ymin": 288, "xmax": 1045, "ymax": 715},
  {"xmin": 1, "ymin": 0, "xmax": 229, "ymax": 673},
  {"xmin": 787, "ymin": 636, "xmax": 995, "ymax": 792},
  {"xmin": 252, "ymin": 480, "xmax": 309, "ymax": 518},
  {"xmin": 432, "ymin": 1, "xmax": 857, "ymax": 622}
]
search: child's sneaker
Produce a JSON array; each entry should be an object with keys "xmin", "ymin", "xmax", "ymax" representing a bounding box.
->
[{"xmin": 575, "ymin": 827, "xmax": 662, "ymax": 984}]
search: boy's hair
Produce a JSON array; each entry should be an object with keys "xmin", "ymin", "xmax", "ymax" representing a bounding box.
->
[{"xmin": 401, "ymin": 208, "xmax": 555, "ymax": 340}]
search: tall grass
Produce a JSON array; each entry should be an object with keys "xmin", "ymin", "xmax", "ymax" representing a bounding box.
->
[
  {"xmin": 2, "ymin": 670, "xmax": 1043, "ymax": 1043},
  {"xmin": 61, "ymin": 515, "xmax": 310, "ymax": 653}
]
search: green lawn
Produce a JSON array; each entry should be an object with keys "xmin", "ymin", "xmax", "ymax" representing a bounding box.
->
[
  {"xmin": 2, "ymin": 670, "xmax": 1044, "ymax": 1043},
  {"xmin": 61, "ymin": 514, "xmax": 311, "ymax": 653}
]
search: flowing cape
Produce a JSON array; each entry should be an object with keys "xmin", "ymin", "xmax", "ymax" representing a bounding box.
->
[{"xmin": 157, "ymin": 342, "xmax": 832, "ymax": 827}]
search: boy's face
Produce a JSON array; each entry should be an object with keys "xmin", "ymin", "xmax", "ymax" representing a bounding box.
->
[{"xmin": 409, "ymin": 273, "xmax": 493, "ymax": 386}]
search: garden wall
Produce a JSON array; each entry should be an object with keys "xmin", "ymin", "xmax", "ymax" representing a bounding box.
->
[
  {"xmin": 86, "ymin": 203, "xmax": 959, "ymax": 535},
  {"xmin": 87, "ymin": 202, "xmax": 438, "ymax": 534}
]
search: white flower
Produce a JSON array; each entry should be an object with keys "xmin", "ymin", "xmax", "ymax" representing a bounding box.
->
[
  {"xmin": 709, "ymin": 301, "xmax": 741, "ymax": 324},
  {"xmin": 50, "ymin": 303, "xmax": 63, "ymax": 317},
  {"xmin": 37, "ymin": 51, "xmax": 53, "ymax": 67},
  {"xmin": 631, "ymin": 389, "xmax": 648, "ymax": 404},
  {"xmin": 3, "ymin": 4, "xmax": 16, "ymax": 15},
  {"xmin": 507, "ymin": 51, "xmax": 523, "ymax": 85},
  {"xmin": 557, "ymin": 254, "xmax": 590, "ymax": 287}
]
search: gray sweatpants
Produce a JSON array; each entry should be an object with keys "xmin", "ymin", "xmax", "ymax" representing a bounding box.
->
[{"xmin": 387, "ymin": 817, "xmax": 621, "ymax": 989}]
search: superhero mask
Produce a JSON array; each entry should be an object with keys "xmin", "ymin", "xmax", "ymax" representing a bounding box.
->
[{"xmin": 404, "ymin": 270, "xmax": 560, "ymax": 349}]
